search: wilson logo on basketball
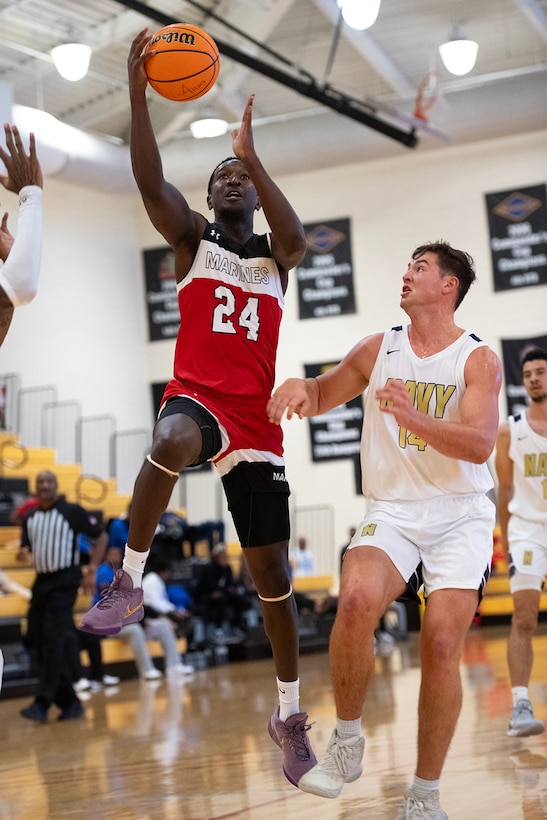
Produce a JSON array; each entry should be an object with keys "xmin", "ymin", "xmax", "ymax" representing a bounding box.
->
[
  {"xmin": 145, "ymin": 23, "xmax": 220, "ymax": 102},
  {"xmin": 151, "ymin": 31, "xmax": 195, "ymax": 46}
]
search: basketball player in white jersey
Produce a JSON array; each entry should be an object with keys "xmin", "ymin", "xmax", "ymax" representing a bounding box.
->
[
  {"xmin": 0, "ymin": 123, "xmax": 42, "ymax": 694},
  {"xmin": 495, "ymin": 348, "xmax": 547, "ymax": 738},
  {"xmin": 268, "ymin": 241, "xmax": 502, "ymax": 819},
  {"xmin": 0, "ymin": 123, "xmax": 43, "ymax": 347}
]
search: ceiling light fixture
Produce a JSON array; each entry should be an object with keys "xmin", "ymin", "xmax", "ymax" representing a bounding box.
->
[
  {"xmin": 337, "ymin": 0, "xmax": 381, "ymax": 31},
  {"xmin": 438, "ymin": 28, "xmax": 479, "ymax": 76},
  {"xmin": 189, "ymin": 117, "xmax": 228, "ymax": 139},
  {"xmin": 50, "ymin": 43, "xmax": 92, "ymax": 82}
]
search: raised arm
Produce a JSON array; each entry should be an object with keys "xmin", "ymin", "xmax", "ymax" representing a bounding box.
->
[
  {"xmin": 0, "ymin": 124, "xmax": 43, "ymax": 345},
  {"xmin": 232, "ymin": 95, "xmax": 306, "ymax": 273},
  {"xmin": 268, "ymin": 333, "xmax": 380, "ymax": 424},
  {"xmin": 375, "ymin": 345, "xmax": 502, "ymax": 463},
  {"xmin": 128, "ymin": 29, "xmax": 204, "ymax": 274},
  {"xmin": 494, "ymin": 422, "xmax": 513, "ymax": 559}
]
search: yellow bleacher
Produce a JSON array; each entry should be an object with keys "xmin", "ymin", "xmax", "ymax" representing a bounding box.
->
[
  {"xmin": 0, "ymin": 435, "xmax": 195, "ymax": 678},
  {"xmin": 0, "ymin": 433, "xmax": 131, "ymax": 519}
]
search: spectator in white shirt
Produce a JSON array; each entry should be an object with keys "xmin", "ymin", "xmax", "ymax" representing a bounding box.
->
[
  {"xmin": 290, "ymin": 537, "xmax": 316, "ymax": 578},
  {"xmin": 142, "ymin": 556, "xmax": 194, "ymax": 676}
]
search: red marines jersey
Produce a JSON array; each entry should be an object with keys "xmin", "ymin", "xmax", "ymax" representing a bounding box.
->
[{"xmin": 172, "ymin": 222, "xmax": 285, "ymax": 399}]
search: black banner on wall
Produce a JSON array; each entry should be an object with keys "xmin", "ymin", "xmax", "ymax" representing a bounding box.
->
[
  {"xmin": 296, "ymin": 218, "xmax": 356, "ymax": 319},
  {"xmin": 304, "ymin": 362, "xmax": 363, "ymax": 462},
  {"xmin": 501, "ymin": 333, "xmax": 547, "ymax": 417},
  {"xmin": 151, "ymin": 381, "xmax": 168, "ymax": 418},
  {"xmin": 485, "ymin": 184, "xmax": 547, "ymax": 291},
  {"xmin": 143, "ymin": 247, "xmax": 179, "ymax": 341}
]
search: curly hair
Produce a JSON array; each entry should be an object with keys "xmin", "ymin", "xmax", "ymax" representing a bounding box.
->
[{"xmin": 521, "ymin": 347, "xmax": 547, "ymax": 368}]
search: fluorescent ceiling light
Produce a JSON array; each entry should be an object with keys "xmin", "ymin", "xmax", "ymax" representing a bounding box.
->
[
  {"xmin": 190, "ymin": 117, "xmax": 228, "ymax": 139},
  {"xmin": 439, "ymin": 33, "xmax": 478, "ymax": 76},
  {"xmin": 337, "ymin": 0, "xmax": 381, "ymax": 31},
  {"xmin": 51, "ymin": 43, "xmax": 92, "ymax": 82}
]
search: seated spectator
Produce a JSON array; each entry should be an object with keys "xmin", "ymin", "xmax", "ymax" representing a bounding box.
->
[
  {"xmin": 107, "ymin": 502, "xmax": 131, "ymax": 550},
  {"xmin": 0, "ymin": 567, "xmax": 31, "ymax": 600},
  {"xmin": 8, "ymin": 494, "xmax": 39, "ymax": 526},
  {"xmin": 193, "ymin": 543, "xmax": 248, "ymax": 643},
  {"xmin": 151, "ymin": 510, "xmax": 226, "ymax": 559},
  {"xmin": 289, "ymin": 536, "xmax": 316, "ymax": 577},
  {"xmin": 73, "ymin": 629, "xmax": 120, "ymax": 693},
  {"xmin": 151, "ymin": 510, "xmax": 188, "ymax": 561},
  {"xmin": 234, "ymin": 557, "xmax": 262, "ymax": 628},
  {"xmin": 93, "ymin": 546, "xmax": 166, "ymax": 682},
  {"xmin": 185, "ymin": 518, "xmax": 225, "ymax": 556},
  {"xmin": 142, "ymin": 555, "xmax": 194, "ymax": 677}
]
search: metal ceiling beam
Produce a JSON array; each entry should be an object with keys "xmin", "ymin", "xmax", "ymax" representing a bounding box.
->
[
  {"xmin": 514, "ymin": 0, "xmax": 547, "ymax": 42},
  {"xmin": 111, "ymin": 0, "xmax": 418, "ymax": 148},
  {"xmin": 311, "ymin": 0, "xmax": 415, "ymax": 98}
]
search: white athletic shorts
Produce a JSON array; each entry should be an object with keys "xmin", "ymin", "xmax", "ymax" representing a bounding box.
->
[
  {"xmin": 508, "ymin": 517, "xmax": 547, "ymax": 593},
  {"xmin": 347, "ymin": 493, "xmax": 495, "ymax": 597}
]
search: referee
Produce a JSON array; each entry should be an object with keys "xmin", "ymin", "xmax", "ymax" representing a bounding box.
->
[{"xmin": 17, "ymin": 470, "xmax": 107, "ymax": 723}]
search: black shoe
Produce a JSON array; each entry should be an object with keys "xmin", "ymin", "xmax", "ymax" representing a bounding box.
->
[
  {"xmin": 20, "ymin": 702, "xmax": 48, "ymax": 723},
  {"xmin": 57, "ymin": 700, "xmax": 84, "ymax": 721}
]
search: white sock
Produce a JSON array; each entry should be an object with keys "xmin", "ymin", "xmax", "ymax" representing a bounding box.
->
[
  {"xmin": 412, "ymin": 775, "xmax": 440, "ymax": 798},
  {"xmin": 122, "ymin": 545, "xmax": 149, "ymax": 588},
  {"xmin": 512, "ymin": 685, "xmax": 529, "ymax": 706},
  {"xmin": 336, "ymin": 716, "xmax": 362, "ymax": 740},
  {"xmin": 277, "ymin": 677, "xmax": 299, "ymax": 721}
]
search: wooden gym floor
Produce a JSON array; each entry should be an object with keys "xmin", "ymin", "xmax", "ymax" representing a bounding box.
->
[{"xmin": 1, "ymin": 624, "xmax": 546, "ymax": 819}]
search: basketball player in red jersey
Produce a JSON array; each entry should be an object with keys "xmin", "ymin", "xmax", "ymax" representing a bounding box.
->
[{"xmin": 80, "ymin": 28, "xmax": 316, "ymax": 786}]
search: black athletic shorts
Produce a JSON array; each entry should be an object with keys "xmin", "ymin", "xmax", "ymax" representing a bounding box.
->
[{"xmin": 221, "ymin": 461, "xmax": 290, "ymax": 548}]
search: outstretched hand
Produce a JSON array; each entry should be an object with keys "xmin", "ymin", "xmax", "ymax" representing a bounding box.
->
[
  {"xmin": 375, "ymin": 379, "xmax": 417, "ymax": 429},
  {"xmin": 0, "ymin": 125, "xmax": 43, "ymax": 194},
  {"xmin": 231, "ymin": 94, "xmax": 257, "ymax": 163},
  {"xmin": 267, "ymin": 378, "xmax": 311, "ymax": 425}
]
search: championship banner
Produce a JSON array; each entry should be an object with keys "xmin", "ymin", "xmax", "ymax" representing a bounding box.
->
[
  {"xmin": 296, "ymin": 218, "xmax": 356, "ymax": 319},
  {"xmin": 485, "ymin": 183, "xmax": 547, "ymax": 291},
  {"xmin": 143, "ymin": 247, "xmax": 179, "ymax": 341},
  {"xmin": 304, "ymin": 362, "xmax": 363, "ymax": 462},
  {"xmin": 151, "ymin": 381, "xmax": 168, "ymax": 418},
  {"xmin": 501, "ymin": 333, "xmax": 547, "ymax": 416}
]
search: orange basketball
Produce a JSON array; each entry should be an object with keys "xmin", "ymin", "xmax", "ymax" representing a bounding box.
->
[{"xmin": 144, "ymin": 23, "xmax": 220, "ymax": 102}]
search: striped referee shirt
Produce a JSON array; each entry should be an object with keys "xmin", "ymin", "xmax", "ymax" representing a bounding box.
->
[{"xmin": 22, "ymin": 497, "xmax": 104, "ymax": 575}]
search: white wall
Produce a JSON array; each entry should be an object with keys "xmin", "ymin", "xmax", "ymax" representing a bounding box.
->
[
  {"xmin": 1, "ymin": 180, "xmax": 151, "ymax": 432},
  {"xmin": 2, "ymin": 127, "xmax": 546, "ymax": 566}
]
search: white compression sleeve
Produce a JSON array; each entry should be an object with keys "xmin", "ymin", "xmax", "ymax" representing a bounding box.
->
[{"xmin": 0, "ymin": 185, "xmax": 42, "ymax": 307}]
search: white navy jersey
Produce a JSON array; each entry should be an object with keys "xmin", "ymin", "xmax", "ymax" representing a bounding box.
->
[
  {"xmin": 361, "ymin": 325, "xmax": 494, "ymax": 501},
  {"xmin": 508, "ymin": 412, "xmax": 547, "ymax": 523}
]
